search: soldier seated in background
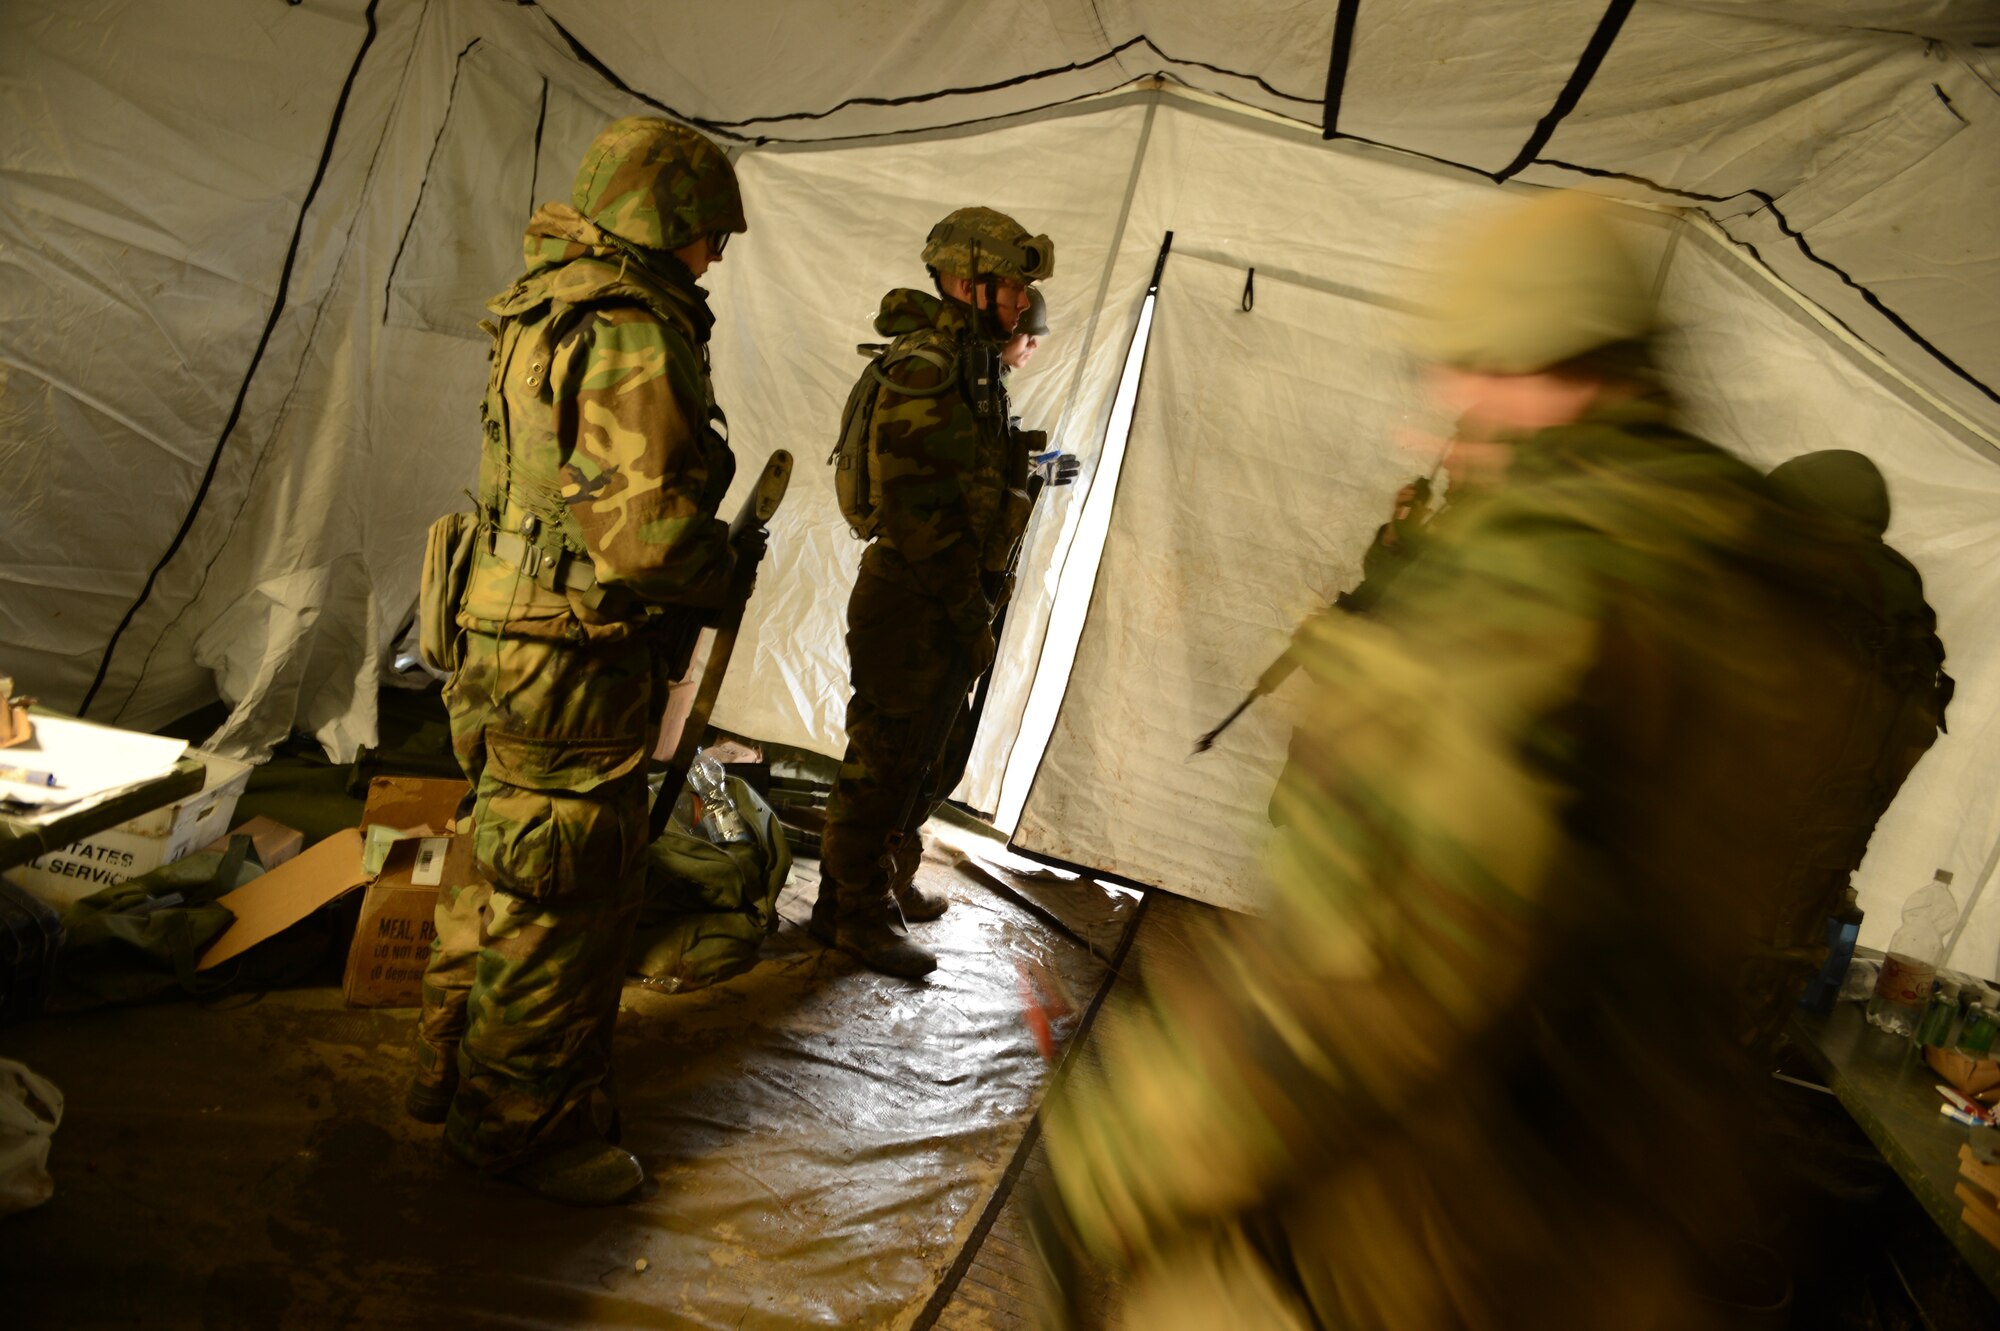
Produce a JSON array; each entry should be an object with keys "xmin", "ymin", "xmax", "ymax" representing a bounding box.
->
[{"xmin": 1034, "ymin": 191, "xmax": 1896, "ymax": 1329}]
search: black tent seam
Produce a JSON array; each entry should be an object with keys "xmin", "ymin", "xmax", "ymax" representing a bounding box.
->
[
  {"xmin": 709, "ymin": 35, "xmax": 1145, "ymax": 128},
  {"xmin": 530, "ymin": 6, "xmax": 747, "ymax": 142},
  {"xmin": 1533, "ymin": 157, "xmax": 1733, "ymax": 203},
  {"xmin": 1495, "ymin": 0, "xmax": 1635, "ymax": 181},
  {"xmin": 382, "ymin": 38, "xmax": 483, "ymax": 316},
  {"xmin": 1331, "ymin": 127, "xmax": 1505, "ymax": 183},
  {"xmin": 908, "ymin": 888, "xmax": 1151, "ymax": 1330},
  {"xmin": 1322, "ymin": 0, "xmax": 1361, "ymax": 138},
  {"xmin": 528, "ymin": 77, "xmax": 549, "ymax": 221},
  {"xmin": 1755, "ymin": 193, "xmax": 2000, "ymax": 406},
  {"xmin": 1543, "ymin": 160, "xmax": 1998, "ymax": 407},
  {"xmin": 745, "ymin": 75, "xmax": 1169, "ymax": 150},
  {"xmin": 78, "ymin": 0, "xmax": 383, "ymax": 716},
  {"xmin": 704, "ymin": 34, "xmax": 1315, "ymax": 132},
  {"xmin": 105, "ymin": 0, "xmax": 437, "ymax": 724}
]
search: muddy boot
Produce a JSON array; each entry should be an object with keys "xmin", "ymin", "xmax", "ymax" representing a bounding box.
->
[
  {"xmin": 503, "ymin": 1139, "xmax": 646, "ymax": 1207},
  {"xmin": 895, "ymin": 878, "xmax": 950, "ymax": 923},
  {"xmin": 835, "ymin": 915, "xmax": 938, "ymax": 978},
  {"xmin": 892, "ymin": 835, "xmax": 952, "ymax": 919}
]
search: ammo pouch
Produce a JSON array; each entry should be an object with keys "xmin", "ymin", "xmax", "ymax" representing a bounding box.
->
[{"xmin": 418, "ymin": 511, "xmax": 478, "ymax": 673}]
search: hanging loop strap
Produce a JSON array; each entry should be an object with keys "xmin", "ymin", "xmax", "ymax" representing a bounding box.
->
[{"xmin": 1241, "ymin": 267, "xmax": 1256, "ymax": 312}]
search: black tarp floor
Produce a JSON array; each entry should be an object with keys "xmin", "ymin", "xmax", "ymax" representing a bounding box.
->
[{"xmin": 1, "ymin": 807, "xmax": 1147, "ymax": 1329}]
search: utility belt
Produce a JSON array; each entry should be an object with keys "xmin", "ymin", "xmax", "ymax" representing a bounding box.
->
[{"xmin": 486, "ymin": 518, "xmax": 620, "ymax": 613}]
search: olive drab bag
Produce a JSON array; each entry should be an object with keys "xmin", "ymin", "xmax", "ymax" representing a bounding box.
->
[
  {"xmin": 628, "ymin": 777, "xmax": 792, "ymax": 991},
  {"xmin": 829, "ymin": 339, "xmax": 956, "ymax": 541},
  {"xmin": 418, "ymin": 509, "xmax": 478, "ymax": 673}
]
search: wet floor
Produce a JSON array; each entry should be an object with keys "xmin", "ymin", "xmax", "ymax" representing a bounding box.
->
[{"xmin": 1, "ymin": 839, "xmax": 1140, "ymax": 1330}]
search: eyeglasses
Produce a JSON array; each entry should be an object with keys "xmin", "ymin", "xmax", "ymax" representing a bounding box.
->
[{"xmin": 709, "ymin": 230, "xmax": 731, "ymax": 258}]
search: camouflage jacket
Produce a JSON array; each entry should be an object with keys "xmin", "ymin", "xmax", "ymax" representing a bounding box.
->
[
  {"xmin": 1040, "ymin": 401, "xmax": 1891, "ymax": 1329},
  {"xmin": 860, "ymin": 288, "xmax": 1028, "ymax": 634},
  {"xmin": 459, "ymin": 203, "xmax": 735, "ymax": 645}
]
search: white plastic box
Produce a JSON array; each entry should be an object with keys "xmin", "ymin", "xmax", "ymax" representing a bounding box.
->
[{"xmin": 10, "ymin": 751, "xmax": 255, "ymax": 908}]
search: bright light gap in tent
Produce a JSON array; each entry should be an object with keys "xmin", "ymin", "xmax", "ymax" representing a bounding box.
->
[{"xmin": 994, "ymin": 289, "xmax": 1160, "ymax": 835}]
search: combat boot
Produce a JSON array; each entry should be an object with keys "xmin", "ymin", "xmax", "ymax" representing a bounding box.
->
[
  {"xmin": 834, "ymin": 915, "xmax": 938, "ymax": 978},
  {"xmin": 498, "ymin": 1139, "xmax": 646, "ymax": 1207},
  {"xmin": 880, "ymin": 835, "xmax": 944, "ymax": 921},
  {"xmin": 894, "ymin": 878, "xmax": 950, "ymax": 923}
]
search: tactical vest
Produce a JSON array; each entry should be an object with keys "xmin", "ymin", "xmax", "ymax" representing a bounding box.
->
[
  {"xmin": 460, "ymin": 255, "xmax": 726, "ymax": 645},
  {"xmin": 853, "ymin": 306, "xmax": 1034, "ymax": 579}
]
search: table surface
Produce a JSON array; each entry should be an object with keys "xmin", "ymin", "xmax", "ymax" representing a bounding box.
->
[
  {"xmin": 1790, "ymin": 1000, "xmax": 2000, "ymax": 1301},
  {"xmin": 0, "ymin": 754, "xmax": 208, "ymax": 875}
]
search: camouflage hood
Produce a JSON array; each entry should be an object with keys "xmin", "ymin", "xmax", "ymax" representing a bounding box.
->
[
  {"xmin": 873, "ymin": 287, "xmax": 985, "ymax": 343},
  {"xmin": 491, "ymin": 202, "xmax": 714, "ymax": 340}
]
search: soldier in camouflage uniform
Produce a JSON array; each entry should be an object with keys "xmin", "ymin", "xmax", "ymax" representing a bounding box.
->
[
  {"xmin": 812, "ymin": 207, "xmax": 1055, "ymax": 978},
  {"xmin": 406, "ymin": 117, "xmax": 749, "ymax": 1205},
  {"xmin": 1034, "ymin": 192, "xmax": 1896, "ymax": 1328}
]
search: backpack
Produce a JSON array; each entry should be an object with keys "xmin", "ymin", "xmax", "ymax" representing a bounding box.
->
[
  {"xmin": 628, "ymin": 777, "xmax": 793, "ymax": 991},
  {"xmin": 829, "ymin": 338, "xmax": 957, "ymax": 540}
]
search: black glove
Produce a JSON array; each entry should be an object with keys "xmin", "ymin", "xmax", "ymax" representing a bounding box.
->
[{"xmin": 1030, "ymin": 449, "xmax": 1081, "ymax": 487}]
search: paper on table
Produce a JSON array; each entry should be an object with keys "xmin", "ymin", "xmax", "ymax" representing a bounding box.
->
[{"xmin": 0, "ymin": 713, "xmax": 188, "ymax": 807}]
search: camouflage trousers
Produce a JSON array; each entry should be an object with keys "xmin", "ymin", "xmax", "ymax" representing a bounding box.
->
[
  {"xmin": 818, "ymin": 566, "xmax": 979, "ymax": 921},
  {"xmin": 414, "ymin": 627, "xmax": 668, "ymax": 1169}
]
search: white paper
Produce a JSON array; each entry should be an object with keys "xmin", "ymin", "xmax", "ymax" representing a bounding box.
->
[{"xmin": 0, "ymin": 713, "xmax": 188, "ymax": 808}]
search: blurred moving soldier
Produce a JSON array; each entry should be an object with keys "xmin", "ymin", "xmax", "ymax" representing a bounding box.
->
[
  {"xmin": 407, "ymin": 118, "xmax": 750, "ymax": 1205},
  {"xmin": 1035, "ymin": 191, "xmax": 1888, "ymax": 1327},
  {"xmin": 815, "ymin": 207, "xmax": 1055, "ymax": 978}
]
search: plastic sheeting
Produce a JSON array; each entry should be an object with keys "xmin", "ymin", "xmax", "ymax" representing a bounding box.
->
[{"xmin": 0, "ymin": 850, "xmax": 1139, "ymax": 1329}]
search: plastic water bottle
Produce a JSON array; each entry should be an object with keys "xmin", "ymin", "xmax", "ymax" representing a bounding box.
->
[
  {"xmin": 1865, "ymin": 868, "xmax": 1957, "ymax": 1038},
  {"xmin": 688, "ymin": 750, "xmax": 752, "ymax": 845},
  {"xmin": 1798, "ymin": 886, "xmax": 1864, "ymax": 1015}
]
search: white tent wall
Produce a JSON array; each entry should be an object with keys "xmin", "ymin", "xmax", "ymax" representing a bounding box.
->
[
  {"xmin": 0, "ymin": 0, "xmax": 388, "ymax": 720},
  {"xmin": 697, "ymin": 99, "xmax": 1161, "ymax": 774},
  {"xmin": 1005, "ymin": 106, "xmax": 1679, "ymax": 908},
  {"xmin": 1007, "ymin": 87, "xmax": 2000, "ymax": 963},
  {"xmin": 3, "ymin": 2, "xmax": 1996, "ymax": 952}
]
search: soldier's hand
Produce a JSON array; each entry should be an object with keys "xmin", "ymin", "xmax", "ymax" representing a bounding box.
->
[{"xmin": 1031, "ymin": 449, "xmax": 1081, "ymax": 487}]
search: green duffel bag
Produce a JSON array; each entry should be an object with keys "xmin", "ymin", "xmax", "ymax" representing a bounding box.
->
[
  {"xmin": 630, "ymin": 777, "xmax": 792, "ymax": 992},
  {"xmin": 46, "ymin": 841, "xmax": 259, "ymax": 1013}
]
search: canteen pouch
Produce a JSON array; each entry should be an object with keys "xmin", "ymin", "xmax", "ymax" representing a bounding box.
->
[{"xmin": 419, "ymin": 511, "xmax": 478, "ymax": 673}]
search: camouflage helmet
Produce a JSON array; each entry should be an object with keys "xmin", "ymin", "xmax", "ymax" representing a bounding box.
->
[
  {"xmin": 1409, "ymin": 190, "xmax": 1653, "ymax": 374},
  {"xmin": 1015, "ymin": 286, "xmax": 1051, "ymax": 337},
  {"xmin": 570, "ymin": 117, "xmax": 746, "ymax": 254},
  {"xmin": 923, "ymin": 206, "xmax": 1055, "ymax": 284}
]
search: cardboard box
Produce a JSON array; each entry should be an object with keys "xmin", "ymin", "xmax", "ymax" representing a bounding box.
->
[
  {"xmin": 342, "ymin": 777, "xmax": 471, "ymax": 1009},
  {"xmin": 197, "ymin": 829, "xmax": 371, "ymax": 972},
  {"xmin": 201, "ymin": 815, "xmax": 304, "ymax": 869},
  {"xmin": 12, "ymin": 750, "xmax": 254, "ymax": 907}
]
